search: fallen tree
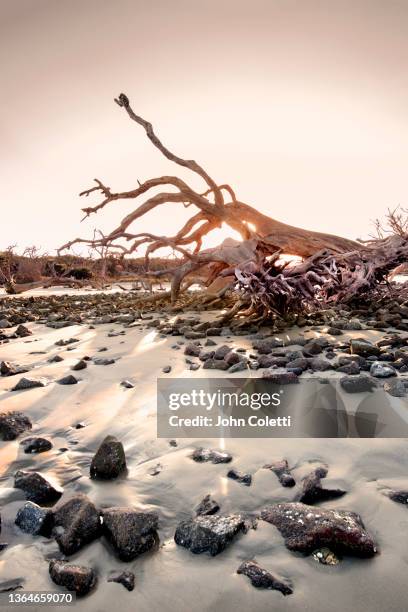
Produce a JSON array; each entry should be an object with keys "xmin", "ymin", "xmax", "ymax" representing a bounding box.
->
[
  {"xmin": 16, "ymin": 93, "xmax": 408, "ymax": 322},
  {"xmin": 58, "ymin": 93, "xmax": 358, "ymax": 303}
]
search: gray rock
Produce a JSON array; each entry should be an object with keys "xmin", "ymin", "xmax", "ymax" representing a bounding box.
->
[
  {"xmin": 93, "ymin": 358, "xmax": 115, "ymax": 365},
  {"xmin": 0, "ymin": 412, "xmax": 32, "ymax": 440},
  {"xmin": 14, "ymin": 470, "xmax": 63, "ymax": 505},
  {"xmin": 15, "ymin": 501, "xmax": 53, "ymax": 536},
  {"xmin": 191, "ymin": 447, "xmax": 232, "ymax": 464},
  {"xmin": 228, "ymin": 361, "xmax": 247, "ymax": 373},
  {"xmin": 261, "ymin": 502, "xmax": 377, "ymax": 557},
  {"xmin": 90, "ymin": 435, "xmax": 127, "ymax": 480},
  {"xmin": 52, "ymin": 494, "xmax": 102, "ymax": 555},
  {"xmin": 184, "ymin": 343, "xmax": 201, "ymax": 357},
  {"xmin": 49, "ymin": 560, "xmax": 97, "ymax": 597},
  {"xmin": 174, "ymin": 514, "xmax": 248, "ymax": 555},
  {"xmin": 340, "ymin": 375, "xmax": 376, "ymax": 393},
  {"xmin": 102, "ymin": 507, "xmax": 159, "ymax": 561},
  {"xmin": 202, "ymin": 359, "xmax": 229, "ymax": 370},
  {"xmin": 0, "ymin": 319, "xmax": 12, "ymax": 328},
  {"xmin": 384, "ymin": 379, "xmax": 406, "ymax": 397},
  {"xmin": 237, "ymin": 560, "xmax": 293, "ymax": 595},
  {"xmin": 310, "ymin": 358, "xmax": 332, "ymax": 372},
  {"xmin": 262, "ymin": 370, "xmax": 299, "ymax": 384},
  {"xmin": 350, "ymin": 339, "xmax": 380, "ymax": 358},
  {"xmin": 12, "ymin": 377, "xmax": 46, "ymax": 391},
  {"xmin": 370, "ymin": 362, "xmax": 397, "ymax": 378},
  {"xmin": 162, "ymin": 365, "xmax": 172, "ymax": 373}
]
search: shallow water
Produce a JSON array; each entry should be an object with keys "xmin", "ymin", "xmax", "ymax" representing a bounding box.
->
[{"xmin": 0, "ymin": 313, "xmax": 407, "ymax": 611}]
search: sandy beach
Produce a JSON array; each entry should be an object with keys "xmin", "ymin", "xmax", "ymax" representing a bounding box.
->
[{"xmin": 0, "ymin": 288, "xmax": 407, "ymax": 612}]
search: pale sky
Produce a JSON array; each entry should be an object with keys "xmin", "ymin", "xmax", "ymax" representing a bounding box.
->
[{"xmin": 2, "ymin": 0, "xmax": 408, "ymax": 255}]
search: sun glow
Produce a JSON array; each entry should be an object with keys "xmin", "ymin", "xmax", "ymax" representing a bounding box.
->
[{"xmin": 201, "ymin": 223, "xmax": 243, "ymax": 249}]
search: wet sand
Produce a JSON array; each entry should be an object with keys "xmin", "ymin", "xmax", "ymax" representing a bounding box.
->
[{"xmin": 0, "ymin": 295, "xmax": 407, "ymax": 611}]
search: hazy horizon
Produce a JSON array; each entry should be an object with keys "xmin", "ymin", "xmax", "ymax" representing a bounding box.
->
[{"xmin": 2, "ymin": 0, "xmax": 408, "ymax": 255}]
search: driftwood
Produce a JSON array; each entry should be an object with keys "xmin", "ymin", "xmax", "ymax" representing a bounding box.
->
[
  {"xmin": 235, "ymin": 234, "xmax": 408, "ymax": 318},
  {"xmin": 8, "ymin": 92, "xmax": 407, "ymax": 321},
  {"xmin": 58, "ymin": 93, "xmax": 359, "ymax": 303}
]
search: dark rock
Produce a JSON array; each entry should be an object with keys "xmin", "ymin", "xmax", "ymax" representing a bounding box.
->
[
  {"xmin": 191, "ymin": 447, "xmax": 232, "ymax": 464},
  {"xmin": 49, "ymin": 560, "xmax": 96, "ymax": 597},
  {"xmin": 206, "ymin": 327, "xmax": 222, "ymax": 336},
  {"xmin": 0, "ymin": 412, "xmax": 32, "ymax": 440},
  {"xmin": 0, "ymin": 361, "xmax": 28, "ymax": 376},
  {"xmin": 202, "ymin": 359, "xmax": 229, "ymax": 370},
  {"xmin": 195, "ymin": 494, "xmax": 220, "ymax": 516},
  {"xmin": 184, "ymin": 343, "xmax": 201, "ymax": 357},
  {"xmin": 214, "ymin": 345, "xmax": 232, "ymax": 360},
  {"xmin": 262, "ymin": 370, "xmax": 299, "ymax": 384},
  {"xmin": 340, "ymin": 375, "xmax": 376, "ymax": 393},
  {"xmin": 337, "ymin": 361, "xmax": 360, "ymax": 375},
  {"xmin": 297, "ymin": 467, "xmax": 346, "ymax": 504},
  {"xmin": 350, "ymin": 339, "xmax": 380, "ymax": 358},
  {"xmin": 327, "ymin": 327, "xmax": 343, "ymax": 336},
  {"xmin": 107, "ymin": 571, "xmax": 135, "ymax": 591},
  {"xmin": 264, "ymin": 459, "xmax": 295, "ymax": 487},
  {"xmin": 57, "ymin": 375, "xmax": 78, "ymax": 385},
  {"xmin": 237, "ymin": 560, "xmax": 293, "ymax": 595},
  {"xmin": 228, "ymin": 361, "xmax": 247, "ymax": 373},
  {"xmin": 227, "ymin": 469, "xmax": 252, "ymax": 486},
  {"xmin": 205, "ymin": 338, "xmax": 217, "ymax": 346},
  {"xmin": 258, "ymin": 355, "xmax": 288, "ymax": 368},
  {"xmin": 387, "ymin": 490, "xmax": 408, "ymax": 505},
  {"xmin": 12, "ymin": 377, "xmax": 46, "ymax": 391},
  {"xmin": 253, "ymin": 339, "xmax": 285, "ymax": 354},
  {"xmin": 14, "ymin": 470, "xmax": 63, "ymax": 505},
  {"xmin": 224, "ymin": 351, "xmax": 243, "ymax": 366},
  {"xmin": 20, "ymin": 437, "xmax": 52, "ymax": 454},
  {"xmin": 102, "ymin": 507, "xmax": 159, "ymax": 561},
  {"xmin": 15, "ymin": 325, "xmax": 32, "ymax": 337},
  {"xmin": 52, "ymin": 494, "xmax": 102, "ymax": 555},
  {"xmin": 120, "ymin": 380, "xmax": 134, "ymax": 389},
  {"xmin": 93, "ymin": 357, "xmax": 115, "ymax": 365},
  {"xmin": 285, "ymin": 357, "xmax": 309, "ymax": 371},
  {"xmin": 15, "ymin": 501, "xmax": 53, "ymax": 536},
  {"xmin": 162, "ymin": 365, "xmax": 172, "ymax": 373},
  {"xmin": 48, "ymin": 355, "xmax": 64, "ymax": 363},
  {"xmin": 90, "ymin": 435, "xmax": 127, "ymax": 480},
  {"xmin": 174, "ymin": 514, "xmax": 248, "ymax": 555},
  {"xmin": 71, "ymin": 360, "xmax": 87, "ymax": 371},
  {"xmin": 261, "ymin": 502, "xmax": 377, "ymax": 557},
  {"xmin": 302, "ymin": 340, "xmax": 324, "ymax": 357},
  {"xmin": 370, "ymin": 362, "xmax": 397, "ymax": 378},
  {"xmin": 55, "ymin": 338, "xmax": 79, "ymax": 347},
  {"xmin": 310, "ymin": 358, "xmax": 332, "ymax": 372}
]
